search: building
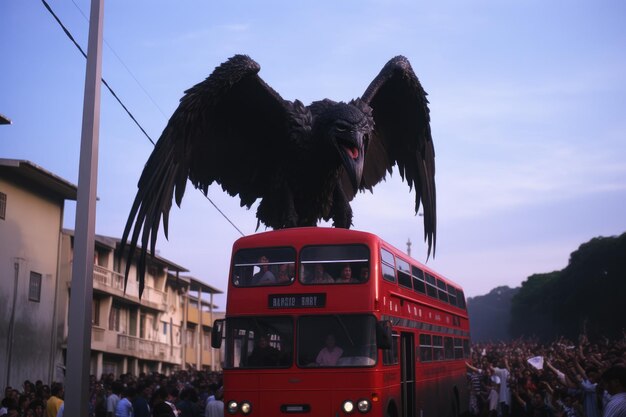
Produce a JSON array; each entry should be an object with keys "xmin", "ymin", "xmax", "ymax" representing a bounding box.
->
[
  {"xmin": 59, "ymin": 229, "xmax": 191, "ymax": 377},
  {"xmin": 183, "ymin": 276, "xmax": 224, "ymax": 371},
  {"xmin": 1, "ymin": 159, "xmax": 224, "ymax": 391},
  {"xmin": 0, "ymin": 159, "xmax": 77, "ymax": 389}
]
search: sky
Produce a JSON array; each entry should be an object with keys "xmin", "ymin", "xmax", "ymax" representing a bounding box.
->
[{"xmin": 2, "ymin": 0, "xmax": 626, "ymax": 310}]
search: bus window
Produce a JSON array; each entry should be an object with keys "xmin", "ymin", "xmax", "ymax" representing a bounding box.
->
[
  {"xmin": 463, "ymin": 339, "xmax": 471, "ymax": 358},
  {"xmin": 300, "ymin": 245, "xmax": 369, "ymax": 285},
  {"xmin": 444, "ymin": 337, "xmax": 454, "ymax": 360},
  {"xmin": 381, "ymin": 248, "xmax": 396, "ymax": 282},
  {"xmin": 454, "ymin": 338, "xmax": 464, "ymax": 359},
  {"xmin": 432, "ymin": 335, "xmax": 444, "ymax": 360},
  {"xmin": 397, "ymin": 258, "xmax": 412, "ymax": 289},
  {"xmin": 383, "ymin": 332, "xmax": 399, "ymax": 365},
  {"xmin": 448, "ymin": 286, "xmax": 458, "ymax": 307},
  {"xmin": 222, "ymin": 316, "xmax": 293, "ymax": 369},
  {"xmin": 232, "ymin": 247, "xmax": 296, "ymax": 287},
  {"xmin": 457, "ymin": 290, "xmax": 467, "ymax": 310},
  {"xmin": 419, "ymin": 334, "xmax": 432, "ymax": 362},
  {"xmin": 425, "ymin": 273, "xmax": 437, "ymax": 298},
  {"xmin": 297, "ymin": 315, "xmax": 377, "ymax": 367},
  {"xmin": 412, "ymin": 266, "xmax": 426, "ymax": 294},
  {"xmin": 436, "ymin": 279, "xmax": 449, "ymax": 303}
]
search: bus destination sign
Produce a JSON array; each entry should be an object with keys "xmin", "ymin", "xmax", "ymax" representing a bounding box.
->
[{"xmin": 268, "ymin": 293, "xmax": 327, "ymax": 309}]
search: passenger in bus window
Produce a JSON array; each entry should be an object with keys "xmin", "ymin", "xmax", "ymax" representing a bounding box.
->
[
  {"xmin": 277, "ymin": 263, "xmax": 293, "ymax": 283},
  {"xmin": 316, "ymin": 334, "xmax": 343, "ymax": 366},
  {"xmin": 251, "ymin": 256, "xmax": 276, "ymax": 285},
  {"xmin": 310, "ymin": 264, "xmax": 333, "ymax": 284},
  {"xmin": 248, "ymin": 335, "xmax": 280, "ymax": 366},
  {"xmin": 359, "ymin": 267, "xmax": 369, "ymax": 281},
  {"xmin": 336, "ymin": 264, "xmax": 356, "ymax": 283}
]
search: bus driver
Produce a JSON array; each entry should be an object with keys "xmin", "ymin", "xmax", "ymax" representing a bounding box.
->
[{"xmin": 316, "ymin": 334, "xmax": 343, "ymax": 366}]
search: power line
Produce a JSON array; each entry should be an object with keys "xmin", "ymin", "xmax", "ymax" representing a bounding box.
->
[
  {"xmin": 70, "ymin": 0, "xmax": 170, "ymax": 120},
  {"xmin": 41, "ymin": 0, "xmax": 245, "ymax": 237},
  {"xmin": 41, "ymin": 0, "xmax": 155, "ymax": 145}
]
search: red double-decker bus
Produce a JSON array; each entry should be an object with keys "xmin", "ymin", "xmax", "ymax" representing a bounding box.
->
[{"xmin": 212, "ymin": 227, "xmax": 470, "ymax": 417}]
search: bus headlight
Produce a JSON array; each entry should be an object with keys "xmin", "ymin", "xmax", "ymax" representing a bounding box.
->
[
  {"xmin": 240, "ymin": 401, "xmax": 252, "ymax": 415},
  {"xmin": 342, "ymin": 400, "xmax": 355, "ymax": 413},
  {"xmin": 357, "ymin": 399, "xmax": 371, "ymax": 413},
  {"xmin": 226, "ymin": 401, "xmax": 238, "ymax": 414}
]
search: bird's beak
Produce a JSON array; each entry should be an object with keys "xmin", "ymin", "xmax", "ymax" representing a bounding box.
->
[{"xmin": 339, "ymin": 132, "xmax": 365, "ymax": 192}]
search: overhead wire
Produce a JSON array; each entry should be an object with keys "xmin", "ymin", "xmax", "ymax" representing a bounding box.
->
[{"xmin": 41, "ymin": 0, "xmax": 245, "ymax": 237}]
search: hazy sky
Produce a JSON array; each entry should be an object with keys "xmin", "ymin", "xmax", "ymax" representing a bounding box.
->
[{"xmin": 2, "ymin": 1, "xmax": 625, "ymax": 309}]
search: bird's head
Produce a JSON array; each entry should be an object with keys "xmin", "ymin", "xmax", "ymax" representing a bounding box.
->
[{"xmin": 311, "ymin": 100, "xmax": 373, "ymax": 192}]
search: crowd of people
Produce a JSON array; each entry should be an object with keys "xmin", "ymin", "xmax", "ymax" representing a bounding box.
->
[
  {"xmin": 466, "ymin": 334, "xmax": 626, "ymax": 417},
  {"xmin": 0, "ymin": 370, "xmax": 223, "ymax": 417},
  {"xmin": 2, "ymin": 334, "xmax": 624, "ymax": 417}
]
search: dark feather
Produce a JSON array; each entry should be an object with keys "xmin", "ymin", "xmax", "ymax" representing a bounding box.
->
[{"xmin": 121, "ymin": 55, "xmax": 436, "ymax": 297}]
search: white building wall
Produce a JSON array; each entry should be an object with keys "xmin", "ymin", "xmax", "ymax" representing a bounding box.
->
[{"xmin": 0, "ymin": 178, "xmax": 64, "ymax": 390}]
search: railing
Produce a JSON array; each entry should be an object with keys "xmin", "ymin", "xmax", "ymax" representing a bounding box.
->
[
  {"xmin": 142, "ymin": 285, "xmax": 167, "ymax": 307},
  {"xmin": 92, "ymin": 265, "xmax": 166, "ymax": 309},
  {"xmin": 117, "ymin": 334, "xmax": 181, "ymax": 362},
  {"xmin": 93, "ymin": 265, "xmax": 125, "ymax": 291},
  {"xmin": 92, "ymin": 326, "xmax": 105, "ymax": 342}
]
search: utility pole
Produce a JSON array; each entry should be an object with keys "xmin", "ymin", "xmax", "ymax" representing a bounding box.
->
[{"xmin": 65, "ymin": 0, "xmax": 104, "ymax": 415}]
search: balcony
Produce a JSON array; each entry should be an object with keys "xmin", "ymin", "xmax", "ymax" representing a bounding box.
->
[
  {"xmin": 92, "ymin": 265, "xmax": 166, "ymax": 311},
  {"xmin": 118, "ymin": 334, "xmax": 181, "ymax": 363},
  {"xmin": 93, "ymin": 264, "xmax": 125, "ymax": 291},
  {"xmin": 186, "ymin": 305, "xmax": 214, "ymax": 326},
  {"xmin": 90, "ymin": 327, "xmax": 181, "ymax": 364}
]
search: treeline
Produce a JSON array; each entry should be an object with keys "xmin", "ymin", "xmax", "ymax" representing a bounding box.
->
[{"xmin": 509, "ymin": 231, "xmax": 626, "ymax": 341}]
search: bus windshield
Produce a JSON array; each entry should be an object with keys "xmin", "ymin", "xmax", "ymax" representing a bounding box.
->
[
  {"xmin": 300, "ymin": 244, "xmax": 370, "ymax": 285},
  {"xmin": 297, "ymin": 314, "xmax": 377, "ymax": 367},
  {"xmin": 222, "ymin": 316, "xmax": 293, "ymax": 369}
]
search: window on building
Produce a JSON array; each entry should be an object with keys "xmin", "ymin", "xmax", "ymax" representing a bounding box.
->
[
  {"xmin": 187, "ymin": 327, "xmax": 196, "ymax": 346},
  {"xmin": 163, "ymin": 322, "xmax": 168, "ymax": 335},
  {"xmin": 203, "ymin": 332, "xmax": 211, "ymax": 351},
  {"xmin": 109, "ymin": 305, "xmax": 121, "ymax": 331},
  {"xmin": 0, "ymin": 191, "xmax": 6, "ymax": 220},
  {"xmin": 92, "ymin": 299, "xmax": 100, "ymax": 326},
  {"xmin": 29, "ymin": 272, "xmax": 42, "ymax": 302}
]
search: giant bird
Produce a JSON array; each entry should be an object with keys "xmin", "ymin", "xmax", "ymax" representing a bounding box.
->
[{"xmin": 121, "ymin": 54, "xmax": 436, "ymax": 296}]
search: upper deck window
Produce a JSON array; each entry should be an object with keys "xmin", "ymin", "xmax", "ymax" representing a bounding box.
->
[
  {"xmin": 397, "ymin": 258, "xmax": 412, "ymax": 289},
  {"xmin": 232, "ymin": 247, "xmax": 296, "ymax": 287},
  {"xmin": 425, "ymin": 273, "xmax": 438, "ymax": 298},
  {"xmin": 448, "ymin": 286, "xmax": 458, "ymax": 307},
  {"xmin": 456, "ymin": 289, "xmax": 467, "ymax": 310},
  {"xmin": 381, "ymin": 248, "xmax": 396, "ymax": 283},
  {"xmin": 436, "ymin": 279, "xmax": 449, "ymax": 303},
  {"xmin": 412, "ymin": 266, "xmax": 426, "ymax": 294},
  {"xmin": 300, "ymin": 245, "xmax": 369, "ymax": 285}
]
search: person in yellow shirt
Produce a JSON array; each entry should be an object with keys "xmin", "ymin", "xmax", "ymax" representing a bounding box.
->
[{"xmin": 46, "ymin": 383, "xmax": 64, "ymax": 417}]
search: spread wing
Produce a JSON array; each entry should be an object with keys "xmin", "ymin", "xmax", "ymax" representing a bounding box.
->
[
  {"xmin": 358, "ymin": 55, "xmax": 436, "ymax": 256},
  {"xmin": 120, "ymin": 55, "xmax": 292, "ymax": 296}
]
